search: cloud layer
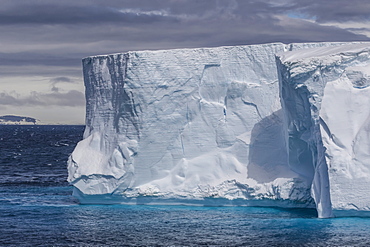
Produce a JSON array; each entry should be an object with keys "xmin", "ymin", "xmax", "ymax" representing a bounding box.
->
[
  {"xmin": 1, "ymin": 0, "xmax": 369, "ymax": 123},
  {"xmin": 0, "ymin": 90, "xmax": 85, "ymax": 107},
  {"xmin": 2, "ymin": 0, "xmax": 369, "ymax": 69}
]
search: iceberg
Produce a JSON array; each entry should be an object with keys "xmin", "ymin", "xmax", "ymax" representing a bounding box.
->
[
  {"xmin": 277, "ymin": 43, "xmax": 370, "ymax": 217},
  {"xmin": 68, "ymin": 42, "xmax": 370, "ymax": 217},
  {"xmin": 0, "ymin": 115, "xmax": 40, "ymax": 125}
]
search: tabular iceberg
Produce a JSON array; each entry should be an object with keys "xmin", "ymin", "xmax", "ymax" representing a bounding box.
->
[
  {"xmin": 68, "ymin": 42, "xmax": 370, "ymax": 218},
  {"xmin": 277, "ymin": 43, "xmax": 370, "ymax": 217}
]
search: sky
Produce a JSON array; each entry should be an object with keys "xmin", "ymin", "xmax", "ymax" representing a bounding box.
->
[{"xmin": 1, "ymin": 0, "xmax": 370, "ymax": 124}]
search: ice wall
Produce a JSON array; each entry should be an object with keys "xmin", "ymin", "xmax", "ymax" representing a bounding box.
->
[
  {"xmin": 69, "ymin": 43, "xmax": 298, "ymax": 203},
  {"xmin": 68, "ymin": 41, "xmax": 370, "ymax": 217},
  {"xmin": 277, "ymin": 43, "xmax": 370, "ymax": 217}
]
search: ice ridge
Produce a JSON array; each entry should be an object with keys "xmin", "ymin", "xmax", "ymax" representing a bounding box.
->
[{"xmin": 68, "ymin": 42, "xmax": 370, "ymax": 218}]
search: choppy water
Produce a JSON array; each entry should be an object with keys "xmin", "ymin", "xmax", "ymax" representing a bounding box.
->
[{"xmin": 1, "ymin": 125, "xmax": 370, "ymax": 246}]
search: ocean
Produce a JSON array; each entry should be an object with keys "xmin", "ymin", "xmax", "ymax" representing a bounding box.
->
[{"xmin": 1, "ymin": 125, "xmax": 370, "ymax": 246}]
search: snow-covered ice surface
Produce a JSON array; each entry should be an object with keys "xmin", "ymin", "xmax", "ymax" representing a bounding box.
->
[
  {"xmin": 68, "ymin": 42, "xmax": 370, "ymax": 217},
  {"xmin": 277, "ymin": 43, "xmax": 370, "ymax": 217}
]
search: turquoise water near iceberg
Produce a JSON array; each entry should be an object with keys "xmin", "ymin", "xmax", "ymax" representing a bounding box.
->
[{"xmin": 1, "ymin": 125, "xmax": 370, "ymax": 246}]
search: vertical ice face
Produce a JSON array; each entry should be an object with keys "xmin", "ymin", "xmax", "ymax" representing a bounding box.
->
[
  {"xmin": 68, "ymin": 43, "xmax": 315, "ymax": 205},
  {"xmin": 68, "ymin": 53, "xmax": 136, "ymax": 194},
  {"xmin": 277, "ymin": 43, "xmax": 370, "ymax": 217},
  {"xmin": 68, "ymin": 41, "xmax": 370, "ymax": 217}
]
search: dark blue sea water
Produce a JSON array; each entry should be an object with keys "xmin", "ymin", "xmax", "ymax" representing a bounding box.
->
[{"xmin": 1, "ymin": 125, "xmax": 370, "ymax": 246}]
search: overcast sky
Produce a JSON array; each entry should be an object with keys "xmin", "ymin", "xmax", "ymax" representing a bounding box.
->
[{"xmin": 1, "ymin": 0, "xmax": 370, "ymax": 124}]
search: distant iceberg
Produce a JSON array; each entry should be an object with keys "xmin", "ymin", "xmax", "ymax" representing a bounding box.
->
[
  {"xmin": 0, "ymin": 115, "xmax": 39, "ymax": 125},
  {"xmin": 68, "ymin": 42, "xmax": 370, "ymax": 218}
]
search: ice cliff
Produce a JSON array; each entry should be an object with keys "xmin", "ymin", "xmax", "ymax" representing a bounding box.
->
[
  {"xmin": 277, "ymin": 43, "xmax": 370, "ymax": 217},
  {"xmin": 68, "ymin": 42, "xmax": 370, "ymax": 218}
]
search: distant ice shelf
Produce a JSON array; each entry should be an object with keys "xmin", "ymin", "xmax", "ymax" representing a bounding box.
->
[
  {"xmin": 277, "ymin": 43, "xmax": 370, "ymax": 217},
  {"xmin": 68, "ymin": 42, "xmax": 370, "ymax": 218},
  {"xmin": 0, "ymin": 115, "xmax": 40, "ymax": 125}
]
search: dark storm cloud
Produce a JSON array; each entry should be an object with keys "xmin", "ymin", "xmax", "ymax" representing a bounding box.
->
[
  {"xmin": 0, "ymin": 52, "xmax": 80, "ymax": 67},
  {"xmin": 0, "ymin": 0, "xmax": 368, "ymax": 123},
  {"xmin": 0, "ymin": 2, "xmax": 179, "ymax": 25},
  {"xmin": 284, "ymin": 0, "xmax": 370, "ymax": 23},
  {"xmin": 0, "ymin": 0, "xmax": 369, "ymax": 77},
  {"xmin": 0, "ymin": 66, "xmax": 82, "ymax": 77},
  {"xmin": 50, "ymin": 77, "xmax": 75, "ymax": 84},
  {"xmin": 1, "ymin": 0, "xmax": 368, "ymax": 28},
  {"xmin": 49, "ymin": 77, "xmax": 76, "ymax": 92},
  {"xmin": 0, "ymin": 90, "xmax": 85, "ymax": 107}
]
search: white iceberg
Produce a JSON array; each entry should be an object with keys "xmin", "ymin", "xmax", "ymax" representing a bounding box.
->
[
  {"xmin": 277, "ymin": 43, "xmax": 370, "ymax": 217},
  {"xmin": 68, "ymin": 42, "xmax": 370, "ymax": 217}
]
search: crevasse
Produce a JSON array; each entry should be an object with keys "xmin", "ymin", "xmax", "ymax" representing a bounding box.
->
[{"xmin": 276, "ymin": 56, "xmax": 333, "ymax": 218}]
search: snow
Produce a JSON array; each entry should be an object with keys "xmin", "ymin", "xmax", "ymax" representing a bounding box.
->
[
  {"xmin": 68, "ymin": 41, "xmax": 370, "ymax": 218},
  {"xmin": 277, "ymin": 42, "xmax": 370, "ymax": 217}
]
